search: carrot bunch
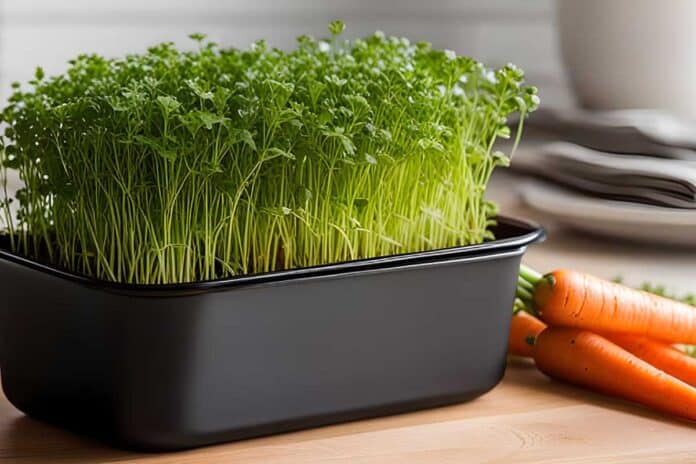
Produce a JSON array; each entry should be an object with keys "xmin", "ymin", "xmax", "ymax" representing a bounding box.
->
[{"xmin": 511, "ymin": 265, "xmax": 696, "ymax": 421}]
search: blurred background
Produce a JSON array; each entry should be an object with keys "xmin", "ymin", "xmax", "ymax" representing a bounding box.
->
[
  {"xmin": 0, "ymin": 0, "xmax": 570, "ymax": 103},
  {"xmin": 1, "ymin": 0, "xmax": 695, "ymax": 288}
]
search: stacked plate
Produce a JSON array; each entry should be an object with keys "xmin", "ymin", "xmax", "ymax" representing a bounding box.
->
[{"xmin": 513, "ymin": 108, "xmax": 696, "ymax": 246}]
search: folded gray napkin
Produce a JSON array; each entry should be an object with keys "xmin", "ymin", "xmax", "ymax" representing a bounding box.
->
[
  {"xmin": 513, "ymin": 142, "xmax": 696, "ymax": 208},
  {"xmin": 527, "ymin": 107, "xmax": 696, "ymax": 160}
]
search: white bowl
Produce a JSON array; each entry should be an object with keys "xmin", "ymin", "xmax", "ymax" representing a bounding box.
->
[{"xmin": 558, "ymin": 0, "xmax": 696, "ymax": 120}]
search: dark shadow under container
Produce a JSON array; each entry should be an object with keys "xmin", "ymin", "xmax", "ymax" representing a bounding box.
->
[{"xmin": 0, "ymin": 216, "xmax": 544, "ymax": 451}]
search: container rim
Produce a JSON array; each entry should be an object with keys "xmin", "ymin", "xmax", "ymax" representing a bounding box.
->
[{"xmin": 0, "ymin": 215, "xmax": 544, "ymax": 294}]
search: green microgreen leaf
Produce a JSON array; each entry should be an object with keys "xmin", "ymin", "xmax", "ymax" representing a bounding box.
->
[
  {"xmin": 329, "ymin": 20, "xmax": 346, "ymax": 37},
  {"xmin": 0, "ymin": 22, "xmax": 538, "ymax": 284}
]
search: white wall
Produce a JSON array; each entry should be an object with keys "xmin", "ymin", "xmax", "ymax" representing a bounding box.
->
[{"xmin": 0, "ymin": 0, "xmax": 571, "ymax": 104}]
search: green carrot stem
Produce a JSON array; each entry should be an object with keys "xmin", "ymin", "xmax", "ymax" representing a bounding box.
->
[
  {"xmin": 519, "ymin": 264, "xmax": 544, "ymax": 286},
  {"xmin": 517, "ymin": 275, "xmax": 534, "ymax": 292},
  {"xmin": 516, "ymin": 284, "xmax": 533, "ymax": 302}
]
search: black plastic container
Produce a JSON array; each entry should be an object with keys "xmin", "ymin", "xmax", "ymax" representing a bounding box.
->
[{"xmin": 0, "ymin": 216, "xmax": 543, "ymax": 451}]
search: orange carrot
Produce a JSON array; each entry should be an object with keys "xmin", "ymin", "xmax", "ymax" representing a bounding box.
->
[
  {"xmin": 534, "ymin": 327, "xmax": 696, "ymax": 421},
  {"xmin": 508, "ymin": 311, "xmax": 546, "ymax": 357},
  {"xmin": 528, "ymin": 268, "xmax": 696, "ymax": 344},
  {"xmin": 509, "ymin": 305, "xmax": 696, "ymax": 385},
  {"xmin": 606, "ymin": 334, "xmax": 696, "ymax": 388}
]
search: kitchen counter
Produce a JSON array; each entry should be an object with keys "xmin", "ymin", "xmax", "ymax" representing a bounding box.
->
[
  {"xmin": 1, "ymin": 171, "xmax": 695, "ymax": 463},
  {"xmin": 1, "ymin": 363, "xmax": 694, "ymax": 463}
]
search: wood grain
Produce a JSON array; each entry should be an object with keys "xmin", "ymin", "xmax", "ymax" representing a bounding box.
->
[{"xmin": 0, "ymin": 363, "xmax": 694, "ymax": 463}]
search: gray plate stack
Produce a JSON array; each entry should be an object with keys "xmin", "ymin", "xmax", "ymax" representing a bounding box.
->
[{"xmin": 512, "ymin": 108, "xmax": 696, "ymax": 246}]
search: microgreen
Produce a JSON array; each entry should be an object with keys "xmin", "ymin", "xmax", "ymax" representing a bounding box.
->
[{"xmin": 0, "ymin": 22, "xmax": 538, "ymax": 284}]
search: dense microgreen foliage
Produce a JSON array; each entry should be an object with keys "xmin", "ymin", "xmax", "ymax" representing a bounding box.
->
[{"xmin": 0, "ymin": 23, "xmax": 538, "ymax": 284}]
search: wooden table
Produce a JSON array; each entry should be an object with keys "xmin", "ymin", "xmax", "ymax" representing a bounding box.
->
[
  {"xmin": 2, "ymin": 363, "xmax": 695, "ymax": 463},
  {"xmin": 1, "ymin": 172, "xmax": 695, "ymax": 463}
]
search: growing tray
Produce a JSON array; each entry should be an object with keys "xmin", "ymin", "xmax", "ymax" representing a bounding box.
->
[{"xmin": 0, "ymin": 216, "xmax": 544, "ymax": 451}]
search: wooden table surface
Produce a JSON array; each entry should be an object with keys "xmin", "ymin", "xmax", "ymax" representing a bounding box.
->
[
  {"xmin": 1, "ymin": 171, "xmax": 695, "ymax": 463},
  {"xmin": 2, "ymin": 362, "xmax": 695, "ymax": 464}
]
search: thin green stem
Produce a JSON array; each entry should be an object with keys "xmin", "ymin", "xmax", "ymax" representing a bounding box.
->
[
  {"xmin": 0, "ymin": 24, "xmax": 537, "ymax": 284},
  {"xmin": 519, "ymin": 264, "xmax": 544, "ymax": 286}
]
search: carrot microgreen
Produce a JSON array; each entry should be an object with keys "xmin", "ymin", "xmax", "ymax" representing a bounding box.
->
[{"xmin": 0, "ymin": 22, "xmax": 538, "ymax": 283}]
